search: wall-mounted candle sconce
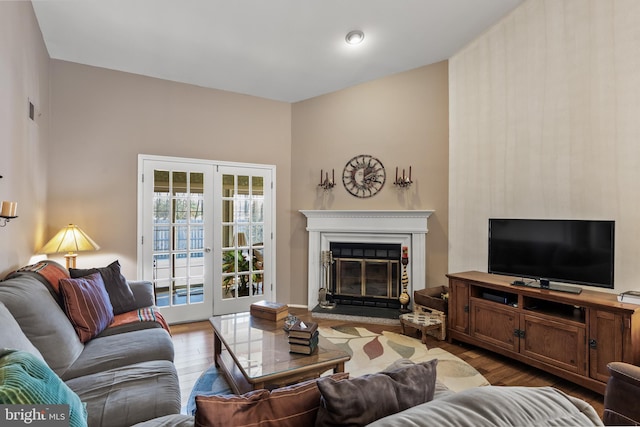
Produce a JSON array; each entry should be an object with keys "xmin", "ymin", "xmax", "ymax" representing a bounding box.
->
[
  {"xmin": 0, "ymin": 201, "xmax": 18, "ymax": 227},
  {"xmin": 0, "ymin": 176, "xmax": 18, "ymax": 227},
  {"xmin": 318, "ymin": 169, "xmax": 336, "ymax": 191},
  {"xmin": 394, "ymin": 166, "xmax": 413, "ymax": 189}
]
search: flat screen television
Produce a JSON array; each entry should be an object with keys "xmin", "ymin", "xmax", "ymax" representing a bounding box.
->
[{"xmin": 488, "ymin": 219, "xmax": 615, "ymax": 289}]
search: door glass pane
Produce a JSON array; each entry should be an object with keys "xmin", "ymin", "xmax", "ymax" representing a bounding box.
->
[
  {"xmin": 223, "ymin": 200, "xmax": 234, "ymax": 222},
  {"xmin": 220, "ymin": 171, "xmax": 268, "ymax": 302},
  {"xmin": 237, "ymin": 175, "xmax": 249, "ymax": 195},
  {"xmin": 252, "ymin": 176, "xmax": 264, "ymax": 196},
  {"xmin": 222, "ymin": 175, "xmax": 234, "ymax": 197},
  {"xmin": 152, "ymin": 168, "xmax": 206, "ymax": 308}
]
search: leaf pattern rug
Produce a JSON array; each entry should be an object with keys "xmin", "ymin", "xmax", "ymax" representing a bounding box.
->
[{"xmin": 319, "ymin": 326, "xmax": 490, "ymax": 392}]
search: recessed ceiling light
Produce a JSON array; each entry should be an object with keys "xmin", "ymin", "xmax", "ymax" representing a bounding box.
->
[{"xmin": 345, "ymin": 30, "xmax": 365, "ymax": 45}]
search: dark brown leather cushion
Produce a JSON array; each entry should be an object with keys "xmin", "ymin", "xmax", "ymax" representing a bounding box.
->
[
  {"xmin": 604, "ymin": 362, "xmax": 640, "ymax": 426},
  {"xmin": 315, "ymin": 359, "xmax": 438, "ymax": 427}
]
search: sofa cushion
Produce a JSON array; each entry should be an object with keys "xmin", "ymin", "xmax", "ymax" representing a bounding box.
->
[
  {"xmin": 0, "ymin": 274, "xmax": 84, "ymax": 377},
  {"xmin": 0, "ymin": 349, "xmax": 87, "ymax": 427},
  {"xmin": 61, "ymin": 328, "xmax": 174, "ymax": 380},
  {"xmin": 195, "ymin": 373, "xmax": 350, "ymax": 427},
  {"xmin": 66, "ymin": 360, "xmax": 181, "ymax": 427},
  {"xmin": 59, "ymin": 273, "xmax": 114, "ymax": 343},
  {"xmin": 383, "ymin": 358, "xmax": 454, "ymax": 401},
  {"xmin": 0, "ymin": 302, "xmax": 45, "ymax": 361},
  {"xmin": 315, "ymin": 359, "xmax": 438, "ymax": 427},
  {"xmin": 70, "ymin": 260, "xmax": 137, "ymax": 314},
  {"xmin": 366, "ymin": 386, "xmax": 603, "ymax": 427}
]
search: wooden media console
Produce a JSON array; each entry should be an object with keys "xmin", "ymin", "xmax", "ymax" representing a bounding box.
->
[{"xmin": 447, "ymin": 271, "xmax": 640, "ymax": 394}]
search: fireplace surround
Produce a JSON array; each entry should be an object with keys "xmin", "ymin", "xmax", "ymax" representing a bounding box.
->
[{"xmin": 300, "ymin": 210, "xmax": 433, "ymax": 309}]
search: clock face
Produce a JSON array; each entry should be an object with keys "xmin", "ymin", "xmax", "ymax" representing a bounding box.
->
[{"xmin": 342, "ymin": 154, "xmax": 386, "ymax": 198}]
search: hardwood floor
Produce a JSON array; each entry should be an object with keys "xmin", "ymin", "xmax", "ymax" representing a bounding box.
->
[{"xmin": 171, "ymin": 308, "xmax": 604, "ymax": 419}]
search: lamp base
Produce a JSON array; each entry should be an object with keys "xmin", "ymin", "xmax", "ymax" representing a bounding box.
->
[{"xmin": 64, "ymin": 253, "xmax": 77, "ymax": 269}]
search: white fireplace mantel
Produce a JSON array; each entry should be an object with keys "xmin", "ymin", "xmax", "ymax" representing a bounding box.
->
[{"xmin": 300, "ymin": 210, "xmax": 434, "ymax": 309}]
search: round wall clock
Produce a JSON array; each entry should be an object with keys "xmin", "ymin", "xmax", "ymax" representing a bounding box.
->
[{"xmin": 342, "ymin": 154, "xmax": 386, "ymax": 198}]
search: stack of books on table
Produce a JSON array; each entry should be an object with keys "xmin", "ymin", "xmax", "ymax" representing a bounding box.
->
[{"xmin": 288, "ymin": 320, "xmax": 319, "ymax": 355}]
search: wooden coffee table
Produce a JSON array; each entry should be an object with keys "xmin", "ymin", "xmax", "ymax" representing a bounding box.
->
[{"xmin": 209, "ymin": 312, "xmax": 350, "ymax": 394}]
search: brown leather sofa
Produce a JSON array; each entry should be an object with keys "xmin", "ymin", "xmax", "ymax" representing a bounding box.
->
[{"xmin": 604, "ymin": 362, "xmax": 640, "ymax": 426}]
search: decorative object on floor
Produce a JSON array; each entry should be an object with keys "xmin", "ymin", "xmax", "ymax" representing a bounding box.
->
[
  {"xmin": 249, "ymin": 300, "xmax": 289, "ymax": 321},
  {"xmin": 400, "ymin": 307, "xmax": 446, "ymax": 343},
  {"xmin": 318, "ymin": 169, "xmax": 335, "ymax": 191},
  {"xmin": 394, "ymin": 166, "xmax": 413, "ymax": 188},
  {"xmin": 318, "ymin": 250, "xmax": 336, "ymax": 309},
  {"xmin": 319, "ymin": 326, "xmax": 489, "ymax": 392},
  {"xmin": 39, "ymin": 224, "xmax": 100, "ymax": 269},
  {"xmin": 414, "ymin": 286, "xmax": 449, "ymax": 314},
  {"xmin": 399, "ymin": 246, "xmax": 411, "ymax": 313}
]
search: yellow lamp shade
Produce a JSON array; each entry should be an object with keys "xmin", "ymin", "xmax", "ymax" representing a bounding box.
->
[{"xmin": 39, "ymin": 224, "xmax": 100, "ymax": 269}]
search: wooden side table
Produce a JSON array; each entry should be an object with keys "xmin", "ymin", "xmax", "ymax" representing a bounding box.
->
[{"xmin": 400, "ymin": 306, "xmax": 446, "ymax": 343}]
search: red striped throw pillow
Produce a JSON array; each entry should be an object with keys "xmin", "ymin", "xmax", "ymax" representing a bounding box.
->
[{"xmin": 59, "ymin": 272, "xmax": 114, "ymax": 343}]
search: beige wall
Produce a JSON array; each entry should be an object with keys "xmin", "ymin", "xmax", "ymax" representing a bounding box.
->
[
  {"xmin": 0, "ymin": 2, "xmax": 50, "ymax": 276},
  {"xmin": 449, "ymin": 0, "xmax": 640, "ymax": 292},
  {"xmin": 47, "ymin": 61, "xmax": 293, "ymax": 300},
  {"xmin": 291, "ymin": 61, "xmax": 450, "ymax": 306}
]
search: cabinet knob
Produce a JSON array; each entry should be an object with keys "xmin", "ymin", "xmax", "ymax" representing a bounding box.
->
[{"xmin": 589, "ymin": 339, "xmax": 597, "ymax": 349}]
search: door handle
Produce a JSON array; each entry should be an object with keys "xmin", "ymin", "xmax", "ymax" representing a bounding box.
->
[{"xmin": 205, "ymin": 247, "xmax": 212, "ymax": 253}]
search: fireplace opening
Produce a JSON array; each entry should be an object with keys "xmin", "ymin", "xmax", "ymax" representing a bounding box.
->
[{"xmin": 330, "ymin": 242, "xmax": 402, "ymax": 309}]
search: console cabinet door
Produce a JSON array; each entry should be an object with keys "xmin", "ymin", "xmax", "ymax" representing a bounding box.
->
[
  {"xmin": 450, "ymin": 279, "xmax": 470, "ymax": 335},
  {"xmin": 470, "ymin": 298, "xmax": 519, "ymax": 352},
  {"xmin": 521, "ymin": 314, "xmax": 587, "ymax": 375},
  {"xmin": 589, "ymin": 309, "xmax": 624, "ymax": 382}
]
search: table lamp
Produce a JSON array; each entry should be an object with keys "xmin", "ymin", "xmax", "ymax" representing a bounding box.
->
[{"xmin": 39, "ymin": 224, "xmax": 100, "ymax": 269}]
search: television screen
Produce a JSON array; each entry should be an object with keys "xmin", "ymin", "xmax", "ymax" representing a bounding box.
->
[{"xmin": 488, "ymin": 219, "xmax": 615, "ymax": 289}]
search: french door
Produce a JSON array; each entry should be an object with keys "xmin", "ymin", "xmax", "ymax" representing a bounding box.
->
[
  {"xmin": 212, "ymin": 165, "xmax": 273, "ymax": 315},
  {"xmin": 138, "ymin": 155, "xmax": 275, "ymax": 323}
]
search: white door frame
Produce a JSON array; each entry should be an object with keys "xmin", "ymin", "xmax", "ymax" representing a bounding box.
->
[{"xmin": 137, "ymin": 154, "xmax": 276, "ymax": 322}]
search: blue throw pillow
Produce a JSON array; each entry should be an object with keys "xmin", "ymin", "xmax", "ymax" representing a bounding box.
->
[{"xmin": 0, "ymin": 349, "xmax": 87, "ymax": 427}]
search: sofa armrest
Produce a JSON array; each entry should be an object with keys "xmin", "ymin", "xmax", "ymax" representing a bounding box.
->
[
  {"xmin": 604, "ymin": 362, "xmax": 640, "ymax": 426},
  {"xmin": 128, "ymin": 280, "xmax": 156, "ymax": 309}
]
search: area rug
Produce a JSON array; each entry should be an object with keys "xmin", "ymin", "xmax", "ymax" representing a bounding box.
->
[
  {"xmin": 319, "ymin": 326, "xmax": 490, "ymax": 392},
  {"xmin": 185, "ymin": 326, "xmax": 489, "ymax": 415}
]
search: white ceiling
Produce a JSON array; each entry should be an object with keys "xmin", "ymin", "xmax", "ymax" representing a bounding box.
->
[{"xmin": 32, "ymin": 0, "xmax": 524, "ymax": 103}]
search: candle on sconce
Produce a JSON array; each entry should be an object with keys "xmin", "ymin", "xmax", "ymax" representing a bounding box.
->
[
  {"xmin": 409, "ymin": 166, "xmax": 412, "ymax": 181},
  {"xmin": 1, "ymin": 201, "xmax": 17, "ymax": 217},
  {"xmin": 395, "ymin": 167, "xmax": 398, "ymax": 182},
  {"xmin": 332, "ymin": 169, "xmax": 334, "ymax": 183}
]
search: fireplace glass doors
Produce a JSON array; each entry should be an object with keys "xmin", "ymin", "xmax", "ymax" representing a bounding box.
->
[{"xmin": 330, "ymin": 243, "xmax": 401, "ymax": 308}]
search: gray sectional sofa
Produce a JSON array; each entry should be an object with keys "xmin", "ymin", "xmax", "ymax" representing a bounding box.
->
[{"xmin": 0, "ymin": 262, "xmax": 186, "ymax": 427}]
